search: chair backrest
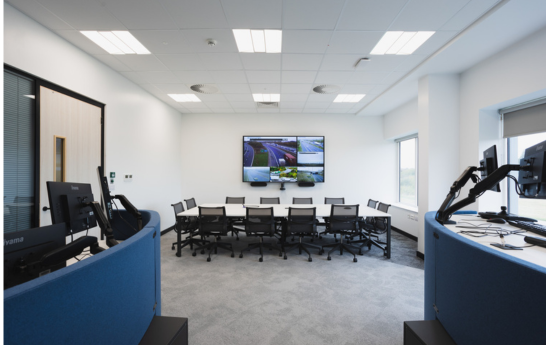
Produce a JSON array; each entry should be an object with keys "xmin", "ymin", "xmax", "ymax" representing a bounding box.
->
[
  {"xmin": 367, "ymin": 199, "xmax": 378, "ymax": 209},
  {"xmin": 245, "ymin": 207, "xmax": 276, "ymax": 236},
  {"xmin": 293, "ymin": 197, "xmax": 313, "ymax": 204},
  {"xmin": 287, "ymin": 207, "xmax": 316, "ymax": 235},
  {"xmin": 377, "ymin": 202, "xmax": 390, "ymax": 213},
  {"xmin": 185, "ymin": 198, "xmax": 197, "ymax": 209},
  {"xmin": 226, "ymin": 197, "xmax": 245, "ymax": 204},
  {"xmin": 325, "ymin": 197, "xmax": 344, "ymax": 204},
  {"xmin": 374, "ymin": 202, "xmax": 391, "ymax": 233},
  {"xmin": 198, "ymin": 206, "xmax": 227, "ymax": 235},
  {"xmin": 260, "ymin": 197, "xmax": 280, "ymax": 204},
  {"xmin": 328, "ymin": 204, "xmax": 359, "ymax": 231}
]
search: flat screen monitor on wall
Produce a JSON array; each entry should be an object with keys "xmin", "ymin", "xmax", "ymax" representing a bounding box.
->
[{"xmin": 243, "ymin": 136, "xmax": 324, "ymax": 183}]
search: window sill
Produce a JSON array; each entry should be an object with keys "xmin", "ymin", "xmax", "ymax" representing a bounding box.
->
[{"xmin": 391, "ymin": 203, "xmax": 418, "ymax": 213}]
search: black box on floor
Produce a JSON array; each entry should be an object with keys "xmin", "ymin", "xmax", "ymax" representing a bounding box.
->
[
  {"xmin": 404, "ymin": 320, "xmax": 456, "ymax": 345},
  {"xmin": 139, "ymin": 316, "xmax": 188, "ymax": 345}
]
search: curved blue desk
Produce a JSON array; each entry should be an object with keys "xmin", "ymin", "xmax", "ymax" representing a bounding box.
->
[
  {"xmin": 424, "ymin": 211, "xmax": 546, "ymax": 344},
  {"xmin": 4, "ymin": 210, "xmax": 161, "ymax": 345}
]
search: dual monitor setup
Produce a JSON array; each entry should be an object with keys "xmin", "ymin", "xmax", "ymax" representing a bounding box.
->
[
  {"xmin": 243, "ymin": 136, "xmax": 324, "ymax": 187},
  {"xmin": 4, "ymin": 167, "xmax": 142, "ymax": 289}
]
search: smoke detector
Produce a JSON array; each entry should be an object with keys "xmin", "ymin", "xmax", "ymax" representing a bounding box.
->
[
  {"xmin": 257, "ymin": 102, "xmax": 279, "ymax": 108},
  {"xmin": 312, "ymin": 85, "xmax": 341, "ymax": 94},
  {"xmin": 207, "ymin": 39, "xmax": 217, "ymax": 47},
  {"xmin": 190, "ymin": 84, "xmax": 218, "ymax": 94}
]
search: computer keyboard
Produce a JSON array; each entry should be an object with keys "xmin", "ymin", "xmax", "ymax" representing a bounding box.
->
[{"xmin": 508, "ymin": 220, "xmax": 546, "ymax": 237}]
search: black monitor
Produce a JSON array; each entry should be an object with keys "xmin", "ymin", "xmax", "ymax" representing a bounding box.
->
[
  {"xmin": 519, "ymin": 139, "xmax": 546, "ymax": 199},
  {"xmin": 480, "ymin": 145, "xmax": 500, "ymax": 192},
  {"xmin": 97, "ymin": 166, "xmax": 114, "ymax": 221},
  {"xmin": 46, "ymin": 182, "xmax": 97, "ymax": 235},
  {"xmin": 4, "ymin": 223, "xmax": 66, "ymax": 289}
]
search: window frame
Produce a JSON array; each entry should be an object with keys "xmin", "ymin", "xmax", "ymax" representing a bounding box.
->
[{"xmin": 396, "ymin": 134, "xmax": 419, "ymax": 207}]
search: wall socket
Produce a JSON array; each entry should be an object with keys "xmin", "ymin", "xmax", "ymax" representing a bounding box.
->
[
  {"xmin": 407, "ymin": 214, "xmax": 418, "ymax": 221},
  {"xmin": 124, "ymin": 174, "xmax": 133, "ymax": 182}
]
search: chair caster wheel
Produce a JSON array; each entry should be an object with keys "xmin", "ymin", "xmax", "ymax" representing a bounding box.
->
[
  {"xmin": 283, "ymin": 255, "xmax": 287, "ymax": 260},
  {"xmin": 278, "ymin": 252, "xmax": 283, "ymax": 257},
  {"xmin": 207, "ymin": 257, "xmax": 211, "ymax": 262},
  {"xmin": 192, "ymin": 252, "xmax": 196, "ymax": 256},
  {"xmin": 171, "ymin": 245, "xmax": 175, "ymax": 250},
  {"xmin": 176, "ymin": 253, "xmax": 181, "ymax": 257},
  {"xmin": 231, "ymin": 253, "xmax": 235, "ymax": 258},
  {"xmin": 200, "ymin": 250, "xmax": 205, "ymax": 254},
  {"xmin": 308, "ymin": 258, "xmax": 312, "ymax": 262},
  {"xmin": 353, "ymin": 258, "xmax": 358, "ymax": 263},
  {"xmin": 327, "ymin": 256, "xmax": 331, "ymax": 261},
  {"xmin": 239, "ymin": 254, "xmax": 243, "ymax": 258},
  {"xmin": 259, "ymin": 258, "xmax": 263, "ymax": 262}
]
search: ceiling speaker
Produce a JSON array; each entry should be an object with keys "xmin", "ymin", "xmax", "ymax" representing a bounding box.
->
[
  {"xmin": 190, "ymin": 84, "xmax": 218, "ymax": 94},
  {"xmin": 313, "ymin": 85, "xmax": 341, "ymax": 94}
]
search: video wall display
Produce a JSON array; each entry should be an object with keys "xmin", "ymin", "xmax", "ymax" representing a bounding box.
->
[{"xmin": 243, "ymin": 136, "xmax": 324, "ymax": 183}]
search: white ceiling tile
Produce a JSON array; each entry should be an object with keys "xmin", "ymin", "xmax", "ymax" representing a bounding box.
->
[
  {"xmin": 211, "ymin": 108, "xmax": 235, "ymax": 113},
  {"xmin": 246, "ymin": 71, "xmax": 281, "ymax": 84},
  {"xmin": 348, "ymin": 71, "xmax": 390, "ymax": 84},
  {"xmin": 280, "ymin": 93, "xmax": 309, "ymax": 101},
  {"xmin": 195, "ymin": 94, "xmax": 227, "ymax": 101},
  {"xmin": 328, "ymin": 103, "xmax": 355, "ymax": 109},
  {"xmin": 56, "ymin": 30, "xmax": 108, "ymax": 55},
  {"xmin": 160, "ymin": 0, "xmax": 229, "ymax": 29},
  {"xmin": 139, "ymin": 84, "xmax": 165, "ymax": 95},
  {"xmin": 326, "ymin": 32, "xmax": 385, "ymax": 54},
  {"xmin": 229, "ymin": 102, "xmax": 257, "ymax": 109},
  {"xmin": 282, "ymin": 54, "xmax": 323, "ymax": 71},
  {"xmin": 153, "ymin": 83, "xmax": 192, "ymax": 93},
  {"xmin": 122, "ymin": 72, "xmax": 150, "ymax": 84},
  {"xmin": 257, "ymin": 108, "xmax": 280, "ymax": 113},
  {"xmin": 305, "ymin": 102, "xmax": 331, "ymax": 108},
  {"xmin": 205, "ymin": 101, "xmax": 232, "ymax": 108},
  {"xmin": 281, "ymin": 109, "xmax": 303, "ymax": 113},
  {"xmin": 320, "ymin": 55, "xmax": 362, "ymax": 71},
  {"xmin": 283, "ymin": 0, "xmax": 346, "ymax": 29},
  {"xmin": 172, "ymin": 71, "xmax": 215, "ymax": 84},
  {"xmin": 180, "ymin": 29, "xmax": 239, "ymax": 53},
  {"xmin": 249, "ymin": 84, "xmax": 281, "ymax": 93},
  {"xmin": 240, "ymin": 54, "xmax": 281, "ymax": 70},
  {"xmin": 394, "ymin": 55, "xmax": 426, "ymax": 72},
  {"xmin": 410, "ymin": 31, "xmax": 458, "ymax": 56},
  {"xmin": 281, "ymin": 71, "xmax": 317, "ymax": 84},
  {"xmin": 198, "ymin": 53, "xmax": 243, "ymax": 70},
  {"xmin": 281, "ymin": 84, "xmax": 313, "ymax": 94},
  {"xmin": 183, "ymin": 102, "xmax": 209, "ymax": 108},
  {"xmin": 137, "ymin": 71, "xmax": 180, "ymax": 83},
  {"xmin": 302, "ymin": 108, "xmax": 326, "ymax": 113},
  {"xmin": 156, "ymin": 54, "xmax": 206, "ymax": 70},
  {"xmin": 280, "ymin": 101, "xmax": 306, "ymax": 108},
  {"xmin": 337, "ymin": 0, "xmax": 408, "ymax": 31},
  {"xmin": 389, "ymin": 0, "xmax": 470, "ymax": 31},
  {"xmin": 324, "ymin": 109, "xmax": 347, "ymax": 114},
  {"xmin": 380, "ymin": 71, "xmax": 407, "ymax": 85},
  {"xmin": 94, "ymin": 55, "xmax": 132, "ymax": 72},
  {"xmin": 131, "ymin": 30, "xmax": 191, "ymax": 54},
  {"xmin": 233, "ymin": 109, "xmax": 256, "ymax": 113},
  {"xmin": 356, "ymin": 55, "xmax": 408, "ymax": 73},
  {"xmin": 339, "ymin": 84, "xmax": 375, "ymax": 93},
  {"xmin": 369, "ymin": 84, "xmax": 390, "ymax": 95},
  {"xmin": 189, "ymin": 109, "xmax": 213, "ymax": 113},
  {"xmin": 282, "ymin": 30, "xmax": 332, "ymax": 54},
  {"xmin": 211, "ymin": 71, "xmax": 248, "ymax": 84},
  {"xmin": 441, "ymin": 0, "xmax": 500, "ymax": 31},
  {"xmin": 7, "ymin": 0, "xmax": 73, "ymax": 30},
  {"xmin": 218, "ymin": 85, "xmax": 252, "ymax": 95},
  {"xmin": 315, "ymin": 71, "xmax": 353, "ymax": 84},
  {"xmin": 224, "ymin": 94, "xmax": 253, "ymax": 102},
  {"xmin": 307, "ymin": 94, "xmax": 337, "ymax": 102},
  {"xmin": 37, "ymin": 0, "xmax": 126, "ymax": 30},
  {"xmin": 101, "ymin": 0, "xmax": 177, "ymax": 30},
  {"xmin": 114, "ymin": 55, "xmax": 169, "ymax": 71},
  {"xmin": 221, "ymin": 0, "xmax": 282, "ymax": 28}
]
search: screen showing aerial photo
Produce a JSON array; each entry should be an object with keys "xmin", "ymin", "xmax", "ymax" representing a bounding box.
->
[
  {"xmin": 297, "ymin": 136, "xmax": 324, "ymax": 166},
  {"xmin": 243, "ymin": 137, "xmax": 297, "ymax": 167},
  {"xmin": 270, "ymin": 167, "xmax": 298, "ymax": 182},
  {"xmin": 297, "ymin": 167, "xmax": 324, "ymax": 182},
  {"xmin": 243, "ymin": 167, "xmax": 270, "ymax": 182}
]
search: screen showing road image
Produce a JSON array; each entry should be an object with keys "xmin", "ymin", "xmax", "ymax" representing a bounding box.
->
[
  {"xmin": 244, "ymin": 167, "xmax": 270, "ymax": 182},
  {"xmin": 244, "ymin": 137, "xmax": 297, "ymax": 167},
  {"xmin": 297, "ymin": 136, "xmax": 324, "ymax": 166},
  {"xmin": 270, "ymin": 167, "xmax": 298, "ymax": 182},
  {"xmin": 297, "ymin": 167, "xmax": 324, "ymax": 182}
]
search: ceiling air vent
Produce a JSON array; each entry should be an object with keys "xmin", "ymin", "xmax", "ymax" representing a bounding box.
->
[
  {"xmin": 313, "ymin": 85, "xmax": 341, "ymax": 94},
  {"xmin": 190, "ymin": 84, "xmax": 218, "ymax": 94},
  {"xmin": 257, "ymin": 102, "xmax": 279, "ymax": 108}
]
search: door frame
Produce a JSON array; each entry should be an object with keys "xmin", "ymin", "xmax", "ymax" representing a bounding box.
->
[{"xmin": 4, "ymin": 64, "xmax": 105, "ymax": 227}]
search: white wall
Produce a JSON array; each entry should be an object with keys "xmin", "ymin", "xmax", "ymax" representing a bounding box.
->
[
  {"xmin": 4, "ymin": 4, "xmax": 183, "ymax": 231},
  {"xmin": 179, "ymin": 113, "xmax": 395, "ymax": 207},
  {"xmin": 383, "ymin": 98, "xmax": 418, "ymax": 140}
]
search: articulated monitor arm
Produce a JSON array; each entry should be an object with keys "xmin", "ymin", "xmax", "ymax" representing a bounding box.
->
[
  {"xmin": 436, "ymin": 164, "xmax": 523, "ymax": 224},
  {"xmin": 113, "ymin": 195, "xmax": 143, "ymax": 231},
  {"xmin": 85, "ymin": 201, "xmax": 119, "ymax": 248}
]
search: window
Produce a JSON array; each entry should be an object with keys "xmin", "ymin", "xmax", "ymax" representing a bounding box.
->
[
  {"xmin": 398, "ymin": 136, "xmax": 418, "ymax": 206},
  {"xmin": 507, "ymin": 131, "xmax": 546, "ymax": 221}
]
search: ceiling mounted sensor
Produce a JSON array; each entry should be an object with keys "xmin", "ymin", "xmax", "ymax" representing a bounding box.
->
[
  {"xmin": 190, "ymin": 84, "xmax": 218, "ymax": 94},
  {"xmin": 313, "ymin": 85, "xmax": 341, "ymax": 94},
  {"xmin": 257, "ymin": 102, "xmax": 279, "ymax": 108},
  {"xmin": 207, "ymin": 39, "xmax": 217, "ymax": 47}
]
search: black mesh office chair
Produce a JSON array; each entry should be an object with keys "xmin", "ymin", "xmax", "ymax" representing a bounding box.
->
[
  {"xmin": 260, "ymin": 197, "xmax": 280, "ymax": 204},
  {"xmin": 226, "ymin": 197, "xmax": 245, "ymax": 204},
  {"xmin": 293, "ymin": 197, "xmax": 313, "ymax": 204},
  {"xmin": 171, "ymin": 202, "xmax": 208, "ymax": 257},
  {"xmin": 319, "ymin": 204, "xmax": 360, "ymax": 262},
  {"xmin": 318, "ymin": 197, "xmax": 345, "ymax": 241},
  {"xmin": 185, "ymin": 198, "xmax": 197, "ymax": 210},
  {"xmin": 349, "ymin": 199, "xmax": 378, "ymax": 253},
  {"xmin": 226, "ymin": 197, "xmax": 245, "ymax": 240},
  {"xmin": 284, "ymin": 207, "xmax": 321, "ymax": 262},
  {"xmin": 239, "ymin": 207, "xmax": 283, "ymax": 262},
  {"xmin": 365, "ymin": 202, "xmax": 391, "ymax": 256},
  {"xmin": 192, "ymin": 206, "xmax": 234, "ymax": 262}
]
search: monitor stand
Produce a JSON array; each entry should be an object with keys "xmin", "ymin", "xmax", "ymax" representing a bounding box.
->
[{"xmin": 478, "ymin": 206, "xmax": 537, "ymax": 222}]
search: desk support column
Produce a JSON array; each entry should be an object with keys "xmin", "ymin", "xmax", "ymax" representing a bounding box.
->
[{"xmin": 387, "ymin": 217, "xmax": 391, "ymax": 259}]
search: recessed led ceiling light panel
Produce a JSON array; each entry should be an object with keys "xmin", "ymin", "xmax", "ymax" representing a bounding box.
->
[
  {"xmin": 80, "ymin": 31, "xmax": 150, "ymax": 55},
  {"xmin": 253, "ymin": 94, "xmax": 280, "ymax": 102},
  {"xmin": 168, "ymin": 94, "xmax": 201, "ymax": 102},
  {"xmin": 233, "ymin": 30, "xmax": 282, "ymax": 53},
  {"xmin": 333, "ymin": 94, "xmax": 365, "ymax": 103},
  {"xmin": 371, "ymin": 31, "xmax": 435, "ymax": 55}
]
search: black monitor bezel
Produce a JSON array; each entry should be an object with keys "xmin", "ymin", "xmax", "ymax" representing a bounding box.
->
[
  {"xmin": 242, "ymin": 135, "xmax": 325, "ymax": 183},
  {"xmin": 518, "ymin": 139, "xmax": 546, "ymax": 199},
  {"xmin": 480, "ymin": 145, "xmax": 501, "ymax": 192}
]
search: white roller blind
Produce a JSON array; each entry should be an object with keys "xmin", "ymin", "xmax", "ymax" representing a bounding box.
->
[{"xmin": 502, "ymin": 100, "xmax": 546, "ymax": 138}]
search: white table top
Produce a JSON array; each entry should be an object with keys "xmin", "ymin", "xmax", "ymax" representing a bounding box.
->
[
  {"xmin": 178, "ymin": 203, "xmax": 391, "ymax": 218},
  {"xmin": 444, "ymin": 214, "xmax": 546, "ymax": 269}
]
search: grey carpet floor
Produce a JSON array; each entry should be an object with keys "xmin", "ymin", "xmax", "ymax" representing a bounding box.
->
[{"xmin": 160, "ymin": 230, "xmax": 424, "ymax": 345}]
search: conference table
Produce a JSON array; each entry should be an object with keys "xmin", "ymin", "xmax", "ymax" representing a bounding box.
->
[{"xmin": 177, "ymin": 203, "xmax": 392, "ymax": 258}]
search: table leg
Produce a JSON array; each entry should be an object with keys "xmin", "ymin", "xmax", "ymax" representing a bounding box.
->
[
  {"xmin": 176, "ymin": 227, "xmax": 182, "ymax": 257},
  {"xmin": 387, "ymin": 217, "xmax": 391, "ymax": 259}
]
